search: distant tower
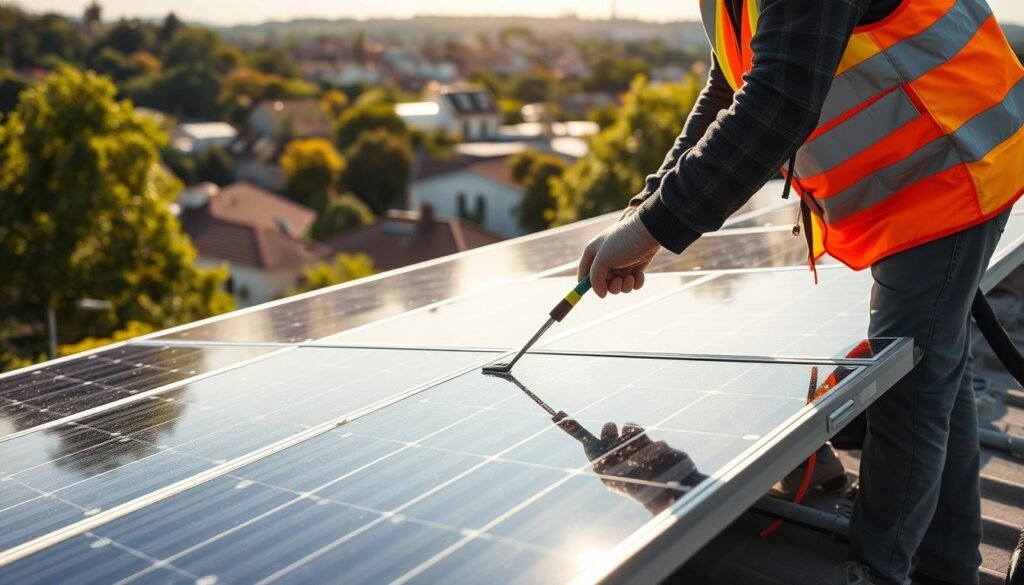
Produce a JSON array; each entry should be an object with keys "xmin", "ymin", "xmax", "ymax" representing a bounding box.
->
[{"xmin": 610, "ymin": 0, "xmax": 618, "ymax": 40}]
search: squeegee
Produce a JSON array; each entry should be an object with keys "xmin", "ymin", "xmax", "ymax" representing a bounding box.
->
[{"xmin": 482, "ymin": 275, "xmax": 592, "ymax": 376}]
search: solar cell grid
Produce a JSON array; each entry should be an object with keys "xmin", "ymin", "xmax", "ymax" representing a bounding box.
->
[
  {"xmin": 0, "ymin": 348, "xmax": 494, "ymax": 555},
  {"xmin": 0, "ymin": 345, "xmax": 272, "ymax": 439},
  {"xmin": 0, "ymin": 351, "xmax": 888, "ymax": 585}
]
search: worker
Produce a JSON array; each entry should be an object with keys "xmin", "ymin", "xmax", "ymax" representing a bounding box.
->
[{"xmin": 575, "ymin": 1, "xmax": 1023, "ymax": 583}]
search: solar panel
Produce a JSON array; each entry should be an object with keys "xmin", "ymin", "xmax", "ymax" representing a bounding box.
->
[
  {"xmin": 1, "ymin": 192, "xmax": 1018, "ymax": 585},
  {"xmin": 0, "ymin": 344, "xmax": 272, "ymax": 439},
  {"xmin": 0, "ymin": 346, "xmax": 913, "ymax": 585},
  {"xmin": 0, "ymin": 347, "xmax": 494, "ymax": 554},
  {"xmin": 324, "ymin": 275, "xmax": 697, "ymax": 349}
]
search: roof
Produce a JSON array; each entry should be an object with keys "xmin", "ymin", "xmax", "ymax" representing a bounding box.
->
[
  {"xmin": 205, "ymin": 181, "xmax": 316, "ymax": 239},
  {"xmin": 438, "ymin": 85, "xmax": 498, "ymax": 115},
  {"xmin": 326, "ymin": 206, "xmax": 502, "ymax": 271},
  {"xmin": 177, "ymin": 122, "xmax": 238, "ymax": 141},
  {"xmin": 177, "ymin": 181, "xmax": 325, "ymax": 270},
  {"xmin": 251, "ymin": 99, "xmax": 333, "ymax": 137},
  {"xmin": 414, "ymin": 154, "xmax": 519, "ymax": 189},
  {"xmin": 180, "ymin": 211, "xmax": 331, "ymax": 270}
]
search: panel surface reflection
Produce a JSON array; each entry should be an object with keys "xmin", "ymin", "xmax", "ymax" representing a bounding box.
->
[
  {"xmin": 0, "ymin": 344, "xmax": 272, "ymax": 438},
  {"xmin": 0, "ymin": 347, "xmax": 492, "ymax": 554},
  {"xmin": 325, "ymin": 276, "xmax": 694, "ymax": 349},
  {"xmin": 0, "ymin": 352, "xmax": 872, "ymax": 584},
  {"xmin": 548, "ymin": 268, "xmax": 877, "ymax": 358}
]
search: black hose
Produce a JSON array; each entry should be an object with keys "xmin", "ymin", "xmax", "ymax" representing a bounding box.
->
[
  {"xmin": 973, "ymin": 290, "xmax": 1024, "ymax": 386},
  {"xmin": 971, "ymin": 291, "xmax": 1024, "ymax": 585}
]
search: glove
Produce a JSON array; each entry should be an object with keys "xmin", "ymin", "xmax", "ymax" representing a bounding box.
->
[{"xmin": 577, "ymin": 211, "xmax": 661, "ymax": 298}]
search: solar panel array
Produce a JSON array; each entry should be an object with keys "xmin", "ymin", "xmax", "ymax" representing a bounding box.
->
[{"xmin": 0, "ymin": 183, "xmax": 1020, "ymax": 585}]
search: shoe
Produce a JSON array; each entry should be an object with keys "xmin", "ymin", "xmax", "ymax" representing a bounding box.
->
[
  {"xmin": 773, "ymin": 443, "xmax": 848, "ymax": 500},
  {"xmin": 815, "ymin": 561, "xmax": 882, "ymax": 585}
]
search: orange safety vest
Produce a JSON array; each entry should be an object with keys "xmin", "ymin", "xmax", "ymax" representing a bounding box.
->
[{"xmin": 700, "ymin": 0, "xmax": 1024, "ymax": 270}]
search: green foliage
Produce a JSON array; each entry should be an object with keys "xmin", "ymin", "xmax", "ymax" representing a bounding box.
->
[
  {"xmin": 320, "ymin": 89, "xmax": 349, "ymax": 119},
  {"xmin": 89, "ymin": 47, "xmax": 128, "ymax": 80},
  {"xmin": 163, "ymin": 28, "xmax": 240, "ymax": 74},
  {"xmin": 335, "ymin": 102, "xmax": 407, "ymax": 150},
  {"xmin": 296, "ymin": 253, "xmax": 375, "ymax": 293},
  {"xmin": 0, "ymin": 67, "xmax": 233, "ymax": 362},
  {"xmin": 280, "ymin": 137, "xmax": 346, "ymax": 209},
  {"xmin": 510, "ymin": 72, "xmax": 558, "ymax": 104},
  {"xmin": 342, "ymin": 129, "xmax": 412, "ymax": 214},
  {"xmin": 497, "ymin": 97, "xmax": 525, "ymax": 124},
  {"xmin": 311, "ymin": 193, "xmax": 374, "ymax": 240},
  {"xmin": 98, "ymin": 20, "xmax": 156, "ymax": 56},
  {"xmin": 583, "ymin": 55, "xmax": 651, "ymax": 93},
  {"xmin": 586, "ymin": 103, "xmax": 619, "ymax": 130},
  {"xmin": 57, "ymin": 320, "xmax": 155, "ymax": 358},
  {"xmin": 0, "ymin": 69, "xmax": 30, "ymax": 114},
  {"xmin": 508, "ymin": 150, "xmax": 569, "ymax": 232},
  {"xmin": 218, "ymin": 68, "xmax": 317, "ymax": 127},
  {"xmin": 246, "ymin": 45, "xmax": 300, "ymax": 78},
  {"xmin": 551, "ymin": 75, "xmax": 700, "ymax": 225},
  {"xmin": 194, "ymin": 144, "xmax": 234, "ymax": 186}
]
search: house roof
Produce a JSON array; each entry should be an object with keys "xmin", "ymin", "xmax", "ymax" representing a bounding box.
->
[
  {"xmin": 439, "ymin": 86, "xmax": 498, "ymax": 115},
  {"xmin": 180, "ymin": 213, "xmax": 332, "ymax": 270},
  {"xmin": 327, "ymin": 206, "xmax": 502, "ymax": 271},
  {"xmin": 206, "ymin": 181, "xmax": 316, "ymax": 239},
  {"xmin": 414, "ymin": 154, "xmax": 521, "ymax": 190},
  {"xmin": 251, "ymin": 99, "xmax": 333, "ymax": 137},
  {"xmin": 178, "ymin": 181, "xmax": 327, "ymax": 270}
]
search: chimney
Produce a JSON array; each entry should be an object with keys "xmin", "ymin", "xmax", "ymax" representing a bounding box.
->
[
  {"xmin": 180, "ymin": 182, "xmax": 219, "ymax": 210},
  {"xmin": 416, "ymin": 202, "xmax": 436, "ymax": 234}
]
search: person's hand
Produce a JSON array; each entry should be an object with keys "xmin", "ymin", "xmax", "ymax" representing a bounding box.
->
[
  {"xmin": 577, "ymin": 211, "xmax": 661, "ymax": 298},
  {"xmin": 553, "ymin": 414, "xmax": 704, "ymax": 514}
]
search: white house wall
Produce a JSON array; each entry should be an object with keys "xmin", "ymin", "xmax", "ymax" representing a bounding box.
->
[{"xmin": 412, "ymin": 171, "xmax": 524, "ymax": 237}]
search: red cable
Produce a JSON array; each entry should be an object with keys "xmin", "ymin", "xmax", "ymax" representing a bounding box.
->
[{"xmin": 759, "ymin": 451, "xmax": 818, "ymax": 539}]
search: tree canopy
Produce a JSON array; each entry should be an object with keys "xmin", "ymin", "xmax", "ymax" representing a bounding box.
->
[
  {"xmin": 551, "ymin": 75, "xmax": 700, "ymax": 225},
  {"xmin": 342, "ymin": 129, "xmax": 412, "ymax": 214},
  {"xmin": 296, "ymin": 253, "xmax": 375, "ymax": 294},
  {"xmin": 311, "ymin": 193, "xmax": 375, "ymax": 241},
  {"xmin": 280, "ymin": 137, "xmax": 346, "ymax": 209},
  {"xmin": 508, "ymin": 150, "xmax": 569, "ymax": 233},
  {"xmin": 335, "ymin": 102, "xmax": 407, "ymax": 150},
  {"xmin": 0, "ymin": 67, "xmax": 233, "ymax": 369}
]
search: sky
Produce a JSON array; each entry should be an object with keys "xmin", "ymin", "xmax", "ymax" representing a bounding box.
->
[{"xmin": 23, "ymin": 1, "xmax": 1024, "ymax": 26}]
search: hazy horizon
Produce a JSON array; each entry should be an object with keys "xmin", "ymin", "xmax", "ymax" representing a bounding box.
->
[{"xmin": 22, "ymin": 0, "xmax": 1024, "ymax": 27}]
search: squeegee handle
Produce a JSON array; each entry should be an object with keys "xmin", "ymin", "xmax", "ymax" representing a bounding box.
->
[{"xmin": 549, "ymin": 276, "xmax": 592, "ymax": 322}]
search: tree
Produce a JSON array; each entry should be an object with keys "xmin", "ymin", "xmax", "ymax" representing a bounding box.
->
[
  {"xmin": 159, "ymin": 13, "xmax": 184, "ymax": 47},
  {"xmin": 335, "ymin": 102, "xmax": 408, "ymax": 149},
  {"xmin": 280, "ymin": 138, "xmax": 345, "ymax": 209},
  {"xmin": 320, "ymin": 89, "xmax": 349, "ymax": 119},
  {"xmin": 0, "ymin": 69, "xmax": 29, "ymax": 114},
  {"xmin": 509, "ymin": 150, "xmax": 569, "ymax": 232},
  {"xmin": 194, "ymin": 144, "xmax": 234, "ymax": 186},
  {"xmin": 218, "ymin": 68, "xmax": 317, "ymax": 127},
  {"xmin": 342, "ymin": 129, "xmax": 412, "ymax": 213},
  {"xmin": 99, "ymin": 20, "xmax": 155, "ymax": 56},
  {"xmin": 296, "ymin": 253, "xmax": 375, "ymax": 293},
  {"xmin": 0, "ymin": 67, "xmax": 233, "ymax": 365},
  {"xmin": 311, "ymin": 193, "xmax": 374, "ymax": 240},
  {"xmin": 83, "ymin": 2, "xmax": 102, "ymax": 29},
  {"xmin": 551, "ymin": 75, "xmax": 701, "ymax": 225},
  {"xmin": 246, "ymin": 45, "xmax": 300, "ymax": 78}
]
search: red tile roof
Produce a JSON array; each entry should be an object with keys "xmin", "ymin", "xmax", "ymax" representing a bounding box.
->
[
  {"xmin": 327, "ymin": 206, "xmax": 503, "ymax": 271},
  {"xmin": 206, "ymin": 181, "xmax": 316, "ymax": 239},
  {"xmin": 178, "ymin": 182, "xmax": 329, "ymax": 269}
]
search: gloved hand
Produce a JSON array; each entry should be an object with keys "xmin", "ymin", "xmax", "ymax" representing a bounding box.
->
[
  {"xmin": 553, "ymin": 413, "xmax": 705, "ymax": 515},
  {"xmin": 577, "ymin": 210, "xmax": 661, "ymax": 298}
]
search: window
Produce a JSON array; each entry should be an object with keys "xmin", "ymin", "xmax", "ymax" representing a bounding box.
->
[
  {"xmin": 456, "ymin": 192, "xmax": 467, "ymax": 218},
  {"xmin": 475, "ymin": 195, "xmax": 487, "ymax": 223}
]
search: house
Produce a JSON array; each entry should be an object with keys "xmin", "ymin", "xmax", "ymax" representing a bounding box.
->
[
  {"xmin": 248, "ymin": 99, "xmax": 333, "ymax": 141},
  {"xmin": 395, "ymin": 84, "xmax": 501, "ymax": 142},
  {"xmin": 411, "ymin": 155, "xmax": 524, "ymax": 238},
  {"xmin": 171, "ymin": 122, "xmax": 238, "ymax": 154},
  {"xmin": 327, "ymin": 203, "xmax": 502, "ymax": 272},
  {"xmin": 227, "ymin": 133, "xmax": 286, "ymax": 192},
  {"xmin": 177, "ymin": 182, "xmax": 331, "ymax": 307}
]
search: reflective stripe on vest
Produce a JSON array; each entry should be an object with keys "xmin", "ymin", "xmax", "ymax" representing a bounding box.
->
[{"xmin": 699, "ymin": 0, "xmax": 1024, "ymax": 269}]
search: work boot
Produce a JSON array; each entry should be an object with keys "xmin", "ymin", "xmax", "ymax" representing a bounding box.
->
[
  {"xmin": 815, "ymin": 561, "xmax": 882, "ymax": 585},
  {"xmin": 772, "ymin": 443, "xmax": 848, "ymax": 500}
]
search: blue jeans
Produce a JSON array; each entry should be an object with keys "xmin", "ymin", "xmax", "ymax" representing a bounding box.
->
[{"xmin": 851, "ymin": 210, "xmax": 1011, "ymax": 585}]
